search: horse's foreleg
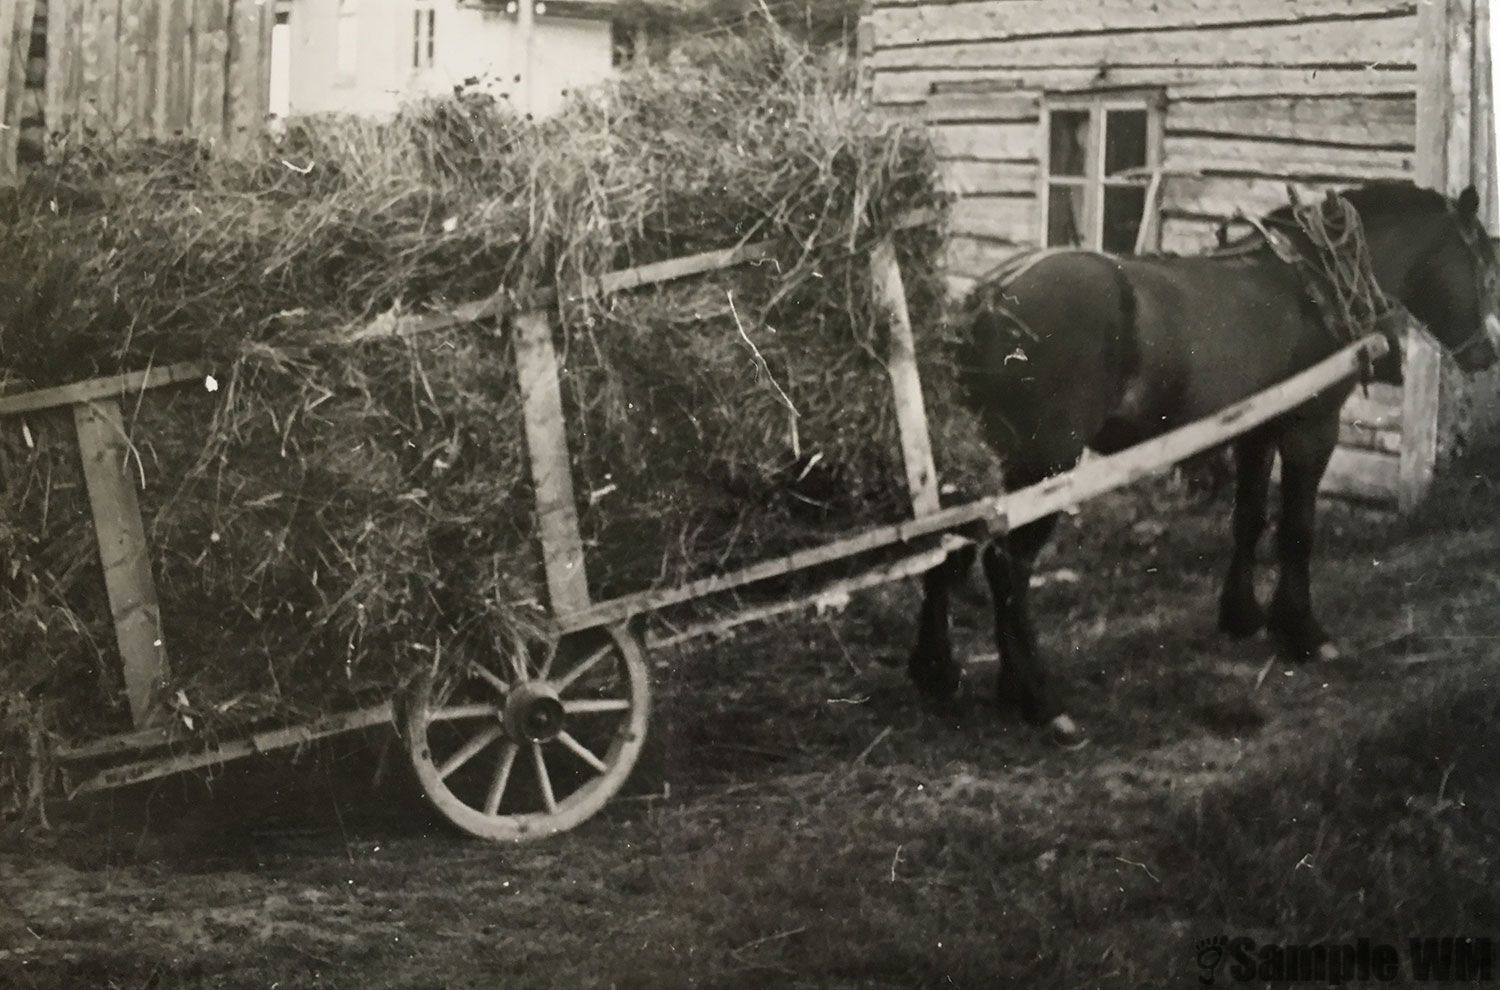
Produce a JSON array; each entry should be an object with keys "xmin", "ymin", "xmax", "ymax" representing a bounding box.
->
[
  {"xmin": 982, "ymin": 514, "xmax": 1082, "ymax": 746},
  {"xmin": 1268, "ymin": 415, "xmax": 1340, "ymax": 661},
  {"xmin": 1218, "ymin": 429, "xmax": 1276, "ymax": 638},
  {"xmin": 908, "ymin": 544, "xmax": 977, "ymax": 701}
]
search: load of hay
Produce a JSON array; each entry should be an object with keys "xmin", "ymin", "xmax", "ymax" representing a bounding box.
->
[{"xmin": 0, "ymin": 30, "xmax": 999, "ymax": 812}]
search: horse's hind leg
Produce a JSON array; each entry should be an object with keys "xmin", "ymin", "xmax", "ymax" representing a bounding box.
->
[
  {"xmin": 981, "ymin": 514, "xmax": 1083, "ymax": 747},
  {"xmin": 1267, "ymin": 415, "xmax": 1341, "ymax": 661},
  {"xmin": 1218, "ymin": 429, "xmax": 1276, "ymax": 638},
  {"xmin": 908, "ymin": 543, "xmax": 977, "ymax": 701}
]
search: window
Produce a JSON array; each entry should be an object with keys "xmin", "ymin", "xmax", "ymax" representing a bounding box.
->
[
  {"xmin": 413, "ymin": 2, "xmax": 436, "ymax": 70},
  {"xmin": 1041, "ymin": 93, "xmax": 1162, "ymax": 253},
  {"xmin": 336, "ymin": 0, "xmax": 359, "ymax": 83}
]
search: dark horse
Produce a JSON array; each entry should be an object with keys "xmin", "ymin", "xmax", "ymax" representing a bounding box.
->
[{"xmin": 912, "ymin": 181, "xmax": 1500, "ymax": 747}]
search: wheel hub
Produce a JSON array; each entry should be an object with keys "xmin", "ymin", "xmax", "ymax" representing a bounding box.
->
[{"xmin": 503, "ymin": 682, "xmax": 565, "ymax": 742}]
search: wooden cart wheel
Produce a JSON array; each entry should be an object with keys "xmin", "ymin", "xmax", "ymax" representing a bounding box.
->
[{"xmin": 403, "ymin": 624, "xmax": 650, "ymax": 842}]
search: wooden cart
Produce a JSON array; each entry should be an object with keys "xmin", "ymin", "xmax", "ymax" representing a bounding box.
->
[{"xmin": 0, "ymin": 220, "xmax": 1388, "ymax": 842}]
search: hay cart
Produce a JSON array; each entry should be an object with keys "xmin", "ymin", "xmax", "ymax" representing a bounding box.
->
[{"xmin": 2, "ymin": 218, "xmax": 1388, "ymax": 842}]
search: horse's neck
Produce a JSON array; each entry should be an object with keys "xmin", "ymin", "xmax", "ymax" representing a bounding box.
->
[{"xmin": 1359, "ymin": 210, "xmax": 1441, "ymax": 305}]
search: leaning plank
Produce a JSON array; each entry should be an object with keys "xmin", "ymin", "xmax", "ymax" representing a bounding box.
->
[
  {"xmin": 647, "ymin": 542, "xmax": 956, "ymax": 649},
  {"xmin": 1323, "ymin": 445, "xmax": 1400, "ymax": 501},
  {"xmin": 68, "ymin": 702, "xmax": 395, "ymax": 794},
  {"xmin": 871, "ymin": 237, "xmax": 940, "ymax": 516},
  {"xmin": 0, "ymin": 361, "xmax": 208, "ymax": 415},
  {"xmin": 515, "ymin": 310, "xmax": 593, "ymax": 615},
  {"xmin": 73, "ymin": 399, "xmax": 168, "ymax": 728},
  {"xmin": 1398, "ymin": 335, "xmax": 1441, "ymax": 512}
]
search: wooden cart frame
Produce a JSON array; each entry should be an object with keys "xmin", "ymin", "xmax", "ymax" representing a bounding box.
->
[{"xmin": 0, "ymin": 216, "xmax": 1388, "ymax": 841}]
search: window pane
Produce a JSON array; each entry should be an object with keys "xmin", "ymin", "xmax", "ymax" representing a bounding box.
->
[
  {"xmin": 1047, "ymin": 110, "xmax": 1089, "ymax": 177},
  {"xmin": 1047, "ymin": 184, "xmax": 1087, "ymax": 247},
  {"xmin": 1104, "ymin": 109, "xmax": 1149, "ymax": 176},
  {"xmin": 1102, "ymin": 184, "xmax": 1148, "ymax": 253}
]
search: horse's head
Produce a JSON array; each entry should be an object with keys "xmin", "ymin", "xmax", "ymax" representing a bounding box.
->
[{"xmin": 1351, "ymin": 182, "xmax": 1500, "ymax": 373}]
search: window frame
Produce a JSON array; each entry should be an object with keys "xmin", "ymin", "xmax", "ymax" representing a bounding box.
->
[
  {"xmin": 413, "ymin": 1, "xmax": 436, "ymax": 71},
  {"xmin": 1038, "ymin": 90, "xmax": 1165, "ymax": 252}
]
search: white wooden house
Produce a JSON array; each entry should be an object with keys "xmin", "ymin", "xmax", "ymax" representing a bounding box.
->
[
  {"xmin": 859, "ymin": 0, "xmax": 1498, "ymax": 509},
  {"xmin": 275, "ymin": 0, "xmax": 621, "ymax": 119}
]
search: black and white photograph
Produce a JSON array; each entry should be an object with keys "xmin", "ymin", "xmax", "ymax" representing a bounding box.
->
[{"xmin": 1, "ymin": 0, "xmax": 1498, "ymax": 986}]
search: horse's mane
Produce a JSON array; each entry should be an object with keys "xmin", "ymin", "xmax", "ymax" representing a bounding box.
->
[{"xmin": 1263, "ymin": 180, "xmax": 1446, "ymax": 226}]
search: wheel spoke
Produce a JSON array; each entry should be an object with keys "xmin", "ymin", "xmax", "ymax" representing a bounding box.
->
[
  {"xmin": 537, "ymin": 638, "xmax": 561, "ymax": 680},
  {"xmin": 483, "ymin": 742, "xmax": 519, "ymax": 816},
  {"xmin": 531, "ymin": 742, "xmax": 557, "ymax": 813},
  {"xmin": 438, "ymin": 725, "xmax": 504, "ymax": 780},
  {"xmin": 562, "ymin": 698, "xmax": 631, "ymax": 715},
  {"xmin": 551, "ymin": 643, "xmax": 612, "ymax": 694},
  {"xmin": 430, "ymin": 702, "xmax": 502, "ymax": 722},
  {"xmin": 470, "ymin": 662, "xmax": 510, "ymax": 696},
  {"xmin": 556, "ymin": 731, "xmax": 609, "ymax": 775}
]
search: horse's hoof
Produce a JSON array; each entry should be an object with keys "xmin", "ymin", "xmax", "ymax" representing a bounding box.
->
[
  {"xmin": 1048, "ymin": 714, "xmax": 1089, "ymax": 751},
  {"xmin": 1218, "ymin": 601, "xmax": 1266, "ymax": 640}
]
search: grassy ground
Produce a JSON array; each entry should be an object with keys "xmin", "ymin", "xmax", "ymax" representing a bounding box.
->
[{"xmin": 2, "ymin": 458, "xmax": 1498, "ymax": 990}]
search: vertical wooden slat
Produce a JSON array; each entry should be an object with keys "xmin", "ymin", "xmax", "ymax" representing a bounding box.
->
[
  {"xmin": 133, "ymin": 0, "xmax": 159, "ymax": 138},
  {"xmin": 73, "ymin": 399, "xmax": 169, "ymax": 729},
  {"xmin": 114, "ymin": 0, "xmax": 141, "ymax": 136},
  {"xmin": 44, "ymin": 0, "xmax": 74, "ymax": 146},
  {"xmin": 191, "ymin": 0, "xmax": 227, "ymax": 140},
  {"xmin": 94, "ymin": 0, "xmax": 117, "ymax": 137},
  {"xmin": 0, "ymin": 0, "xmax": 37, "ymax": 183},
  {"xmin": 1403, "ymin": 0, "xmax": 1469, "ymax": 512},
  {"xmin": 871, "ymin": 238, "xmax": 941, "ymax": 517},
  {"xmin": 515, "ymin": 310, "xmax": 593, "ymax": 616},
  {"xmin": 225, "ymin": 0, "xmax": 268, "ymax": 149},
  {"xmin": 161, "ymin": 0, "xmax": 189, "ymax": 135},
  {"xmin": 1473, "ymin": 0, "xmax": 1496, "ymax": 225}
]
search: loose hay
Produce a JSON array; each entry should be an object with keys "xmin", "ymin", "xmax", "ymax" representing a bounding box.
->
[{"xmin": 0, "ymin": 32, "xmax": 1001, "ymax": 807}]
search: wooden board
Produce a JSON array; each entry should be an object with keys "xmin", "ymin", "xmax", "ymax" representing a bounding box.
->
[
  {"xmin": 948, "ymin": 196, "xmax": 1037, "ymax": 244},
  {"xmin": 1399, "ymin": 334, "xmax": 1441, "ymax": 512},
  {"xmin": 924, "ymin": 88, "xmax": 1039, "ymax": 123},
  {"xmin": 514, "ymin": 310, "xmax": 592, "ymax": 616},
  {"xmin": 0, "ymin": 361, "xmax": 208, "ymax": 415},
  {"xmin": 871, "ymin": 238, "xmax": 941, "ymax": 516},
  {"xmin": 73, "ymin": 399, "xmax": 168, "ymax": 729},
  {"xmin": 875, "ymin": 66, "xmax": 1418, "ymax": 109},
  {"xmin": 191, "ymin": 0, "xmax": 230, "ymax": 137},
  {"xmin": 1322, "ymin": 444, "xmax": 1400, "ymax": 501},
  {"xmin": 0, "ymin": 0, "xmax": 36, "ymax": 183},
  {"xmin": 69, "ymin": 702, "xmax": 395, "ymax": 794},
  {"xmin": 868, "ymin": 15, "xmax": 1417, "ymax": 75},
  {"xmin": 1162, "ymin": 135, "xmax": 1414, "ymax": 181},
  {"xmin": 1167, "ymin": 94, "xmax": 1415, "ymax": 149},
  {"xmin": 869, "ymin": 0, "xmax": 1416, "ymax": 50},
  {"xmin": 938, "ymin": 158, "xmax": 1037, "ymax": 197},
  {"xmin": 929, "ymin": 120, "xmax": 1036, "ymax": 160},
  {"xmin": 944, "ymin": 234, "xmax": 1029, "ymax": 280}
]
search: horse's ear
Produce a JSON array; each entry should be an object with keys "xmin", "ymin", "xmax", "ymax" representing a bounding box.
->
[{"xmin": 1456, "ymin": 185, "xmax": 1481, "ymax": 218}]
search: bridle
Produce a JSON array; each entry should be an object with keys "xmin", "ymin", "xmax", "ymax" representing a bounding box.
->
[{"xmin": 1420, "ymin": 204, "xmax": 1498, "ymax": 364}]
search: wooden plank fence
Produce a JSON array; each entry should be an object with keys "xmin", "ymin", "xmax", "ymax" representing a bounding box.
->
[{"xmin": 1, "ymin": 0, "xmax": 272, "ymax": 181}]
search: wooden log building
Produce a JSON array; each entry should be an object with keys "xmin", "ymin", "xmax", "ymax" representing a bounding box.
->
[{"xmin": 860, "ymin": 0, "xmax": 1497, "ymax": 509}]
